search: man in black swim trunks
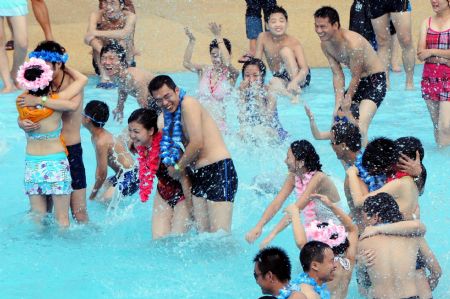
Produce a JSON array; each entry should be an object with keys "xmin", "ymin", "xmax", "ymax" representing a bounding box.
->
[
  {"xmin": 314, "ymin": 6, "xmax": 386, "ymax": 147},
  {"xmin": 149, "ymin": 75, "xmax": 238, "ymax": 233}
]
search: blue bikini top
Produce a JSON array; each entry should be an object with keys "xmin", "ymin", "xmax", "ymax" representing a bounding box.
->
[{"xmin": 26, "ymin": 121, "xmax": 62, "ymax": 140}]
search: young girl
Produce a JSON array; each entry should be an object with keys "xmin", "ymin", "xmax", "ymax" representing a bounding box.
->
[
  {"xmin": 127, "ymin": 108, "xmax": 191, "ymax": 239},
  {"xmin": 16, "ymin": 58, "xmax": 71, "ymax": 227},
  {"xmin": 183, "ymin": 23, "xmax": 239, "ymax": 129},
  {"xmin": 245, "ymin": 140, "xmax": 340, "ymax": 247},
  {"xmin": 418, "ymin": 0, "xmax": 450, "ymax": 146},
  {"xmin": 238, "ymin": 58, "xmax": 288, "ymax": 142}
]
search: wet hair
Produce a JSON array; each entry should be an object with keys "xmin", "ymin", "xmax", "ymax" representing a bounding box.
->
[
  {"xmin": 209, "ymin": 38, "xmax": 232, "ymax": 55},
  {"xmin": 395, "ymin": 137, "xmax": 424, "ymax": 162},
  {"xmin": 314, "ymin": 6, "xmax": 341, "ymax": 29},
  {"xmin": 242, "ymin": 58, "xmax": 267, "ymax": 84},
  {"xmin": 300, "ymin": 241, "xmax": 331, "ymax": 272},
  {"xmin": 84, "ymin": 100, "xmax": 109, "ymax": 128},
  {"xmin": 362, "ymin": 137, "xmax": 398, "ymax": 175},
  {"xmin": 315, "ymin": 222, "xmax": 350, "ymax": 255},
  {"xmin": 100, "ymin": 42, "xmax": 128, "ymax": 67},
  {"xmin": 127, "ymin": 108, "xmax": 158, "ymax": 134},
  {"xmin": 24, "ymin": 67, "xmax": 51, "ymax": 97},
  {"xmin": 331, "ymin": 122, "xmax": 361, "ymax": 152},
  {"xmin": 266, "ymin": 5, "xmax": 288, "ymax": 22},
  {"xmin": 290, "ymin": 140, "xmax": 322, "ymax": 172},
  {"xmin": 148, "ymin": 75, "xmax": 177, "ymax": 97},
  {"xmin": 253, "ymin": 247, "xmax": 291, "ymax": 282},
  {"xmin": 34, "ymin": 40, "xmax": 67, "ymax": 70},
  {"xmin": 363, "ymin": 192, "xmax": 404, "ymax": 224}
]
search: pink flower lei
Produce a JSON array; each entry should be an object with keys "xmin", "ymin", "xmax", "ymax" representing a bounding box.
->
[
  {"xmin": 136, "ymin": 132, "xmax": 162, "ymax": 202},
  {"xmin": 305, "ymin": 219, "xmax": 348, "ymax": 248},
  {"xmin": 16, "ymin": 58, "xmax": 53, "ymax": 92}
]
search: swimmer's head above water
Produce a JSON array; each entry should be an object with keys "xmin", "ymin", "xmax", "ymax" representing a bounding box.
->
[
  {"xmin": 242, "ymin": 58, "xmax": 266, "ymax": 86},
  {"xmin": 148, "ymin": 75, "xmax": 181, "ymax": 113},
  {"xmin": 127, "ymin": 108, "xmax": 159, "ymax": 148},
  {"xmin": 82, "ymin": 100, "xmax": 109, "ymax": 128},
  {"xmin": 286, "ymin": 140, "xmax": 322, "ymax": 174},
  {"xmin": 31, "ymin": 40, "xmax": 68, "ymax": 73},
  {"xmin": 331, "ymin": 122, "xmax": 361, "ymax": 161},
  {"xmin": 16, "ymin": 58, "xmax": 53, "ymax": 97},
  {"xmin": 300, "ymin": 241, "xmax": 336, "ymax": 282},
  {"xmin": 100, "ymin": 42, "xmax": 128, "ymax": 78},
  {"xmin": 363, "ymin": 192, "xmax": 404, "ymax": 225},
  {"xmin": 362, "ymin": 137, "xmax": 398, "ymax": 176},
  {"xmin": 266, "ymin": 6, "xmax": 289, "ymax": 36},
  {"xmin": 209, "ymin": 38, "xmax": 232, "ymax": 66}
]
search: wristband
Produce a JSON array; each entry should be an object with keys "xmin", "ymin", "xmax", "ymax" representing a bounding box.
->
[
  {"xmin": 41, "ymin": 96, "xmax": 48, "ymax": 106},
  {"xmin": 174, "ymin": 163, "xmax": 180, "ymax": 170}
]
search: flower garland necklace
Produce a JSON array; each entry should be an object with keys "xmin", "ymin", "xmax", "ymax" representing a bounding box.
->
[
  {"xmin": 277, "ymin": 283, "xmax": 300, "ymax": 299},
  {"xmin": 292, "ymin": 272, "xmax": 330, "ymax": 299},
  {"xmin": 354, "ymin": 153, "xmax": 386, "ymax": 192},
  {"xmin": 136, "ymin": 131, "xmax": 162, "ymax": 202},
  {"xmin": 160, "ymin": 89, "xmax": 186, "ymax": 166}
]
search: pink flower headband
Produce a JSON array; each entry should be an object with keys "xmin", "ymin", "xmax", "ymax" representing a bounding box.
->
[
  {"xmin": 16, "ymin": 58, "xmax": 53, "ymax": 91},
  {"xmin": 305, "ymin": 219, "xmax": 347, "ymax": 248}
]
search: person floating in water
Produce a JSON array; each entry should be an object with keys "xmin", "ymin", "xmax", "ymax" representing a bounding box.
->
[
  {"xmin": 17, "ymin": 40, "xmax": 89, "ymax": 223},
  {"xmin": 84, "ymin": 0, "xmax": 136, "ymax": 89},
  {"xmin": 82, "ymin": 100, "xmax": 138, "ymax": 202},
  {"xmin": 183, "ymin": 23, "xmax": 239, "ymax": 130},
  {"xmin": 238, "ymin": 57, "xmax": 288, "ymax": 142},
  {"xmin": 149, "ymin": 75, "xmax": 238, "ymax": 233},
  {"xmin": 128, "ymin": 108, "xmax": 191, "ymax": 239},
  {"xmin": 16, "ymin": 58, "xmax": 72, "ymax": 228},
  {"xmin": 314, "ymin": 6, "xmax": 386, "ymax": 147},
  {"xmin": 254, "ymin": 5, "xmax": 310, "ymax": 104},
  {"xmin": 100, "ymin": 42, "xmax": 156, "ymax": 122}
]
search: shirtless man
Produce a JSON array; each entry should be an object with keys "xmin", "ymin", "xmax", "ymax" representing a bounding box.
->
[
  {"xmin": 359, "ymin": 193, "xmax": 422, "ymax": 299},
  {"xmin": 100, "ymin": 42, "xmax": 156, "ymax": 122},
  {"xmin": 253, "ymin": 247, "xmax": 306, "ymax": 299},
  {"xmin": 84, "ymin": 0, "xmax": 136, "ymax": 88},
  {"xmin": 254, "ymin": 5, "xmax": 310, "ymax": 104},
  {"xmin": 314, "ymin": 6, "xmax": 386, "ymax": 147},
  {"xmin": 293, "ymin": 241, "xmax": 336, "ymax": 299},
  {"xmin": 17, "ymin": 41, "xmax": 89, "ymax": 223},
  {"xmin": 148, "ymin": 75, "xmax": 238, "ymax": 233}
]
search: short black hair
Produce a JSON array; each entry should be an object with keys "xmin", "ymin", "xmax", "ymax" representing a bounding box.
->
[
  {"xmin": 363, "ymin": 192, "xmax": 404, "ymax": 224},
  {"xmin": 395, "ymin": 136, "xmax": 424, "ymax": 162},
  {"xmin": 300, "ymin": 241, "xmax": 331, "ymax": 272},
  {"xmin": 23, "ymin": 66, "xmax": 51, "ymax": 97},
  {"xmin": 242, "ymin": 57, "xmax": 267, "ymax": 83},
  {"xmin": 148, "ymin": 75, "xmax": 177, "ymax": 97},
  {"xmin": 290, "ymin": 140, "xmax": 322, "ymax": 172},
  {"xmin": 34, "ymin": 40, "xmax": 67, "ymax": 70},
  {"xmin": 84, "ymin": 100, "xmax": 109, "ymax": 128},
  {"xmin": 331, "ymin": 122, "xmax": 361, "ymax": 152},
  {"xmin": 266, "ymin": 5, "xmax": 288, "ymax": 22},
  {"xmin": 128, "ymin": 108, "xmax": 159, "ymax": 133},
  {"xmin": 253, "ymin": 247, "xmax": 291, "ymax": 282},
  {"xmin": 209, "ymin": 38, "xmax": 232, "ymax": 55},
  {"xmin": 100, "ymin": 41, "xmax": 128, "ymax": 67},
  {"xmin": 362, "ymin": 137, "xmax": 398, "ymax": 175},
  {"xmin": 314, "ymin": 6, "xmax": 341, "ymax": 29}
]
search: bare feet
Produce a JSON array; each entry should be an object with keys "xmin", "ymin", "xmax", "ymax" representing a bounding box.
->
[
  {"xmin": 405, "ymin": 82, "xmax": 415, "ymax": 90},
  {"xmin": 390, "ymin": 64, "xmax": 402, "ymax": 72}
]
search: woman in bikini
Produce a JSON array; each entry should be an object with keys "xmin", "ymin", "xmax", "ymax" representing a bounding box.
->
[
  {"xmin": 245, "ymin": 140, "xmax": 340, "ymax": 247},
  {"xmin": 16, "ymin": 58, "xmax": 71, "ymax": 228},
  {"xmin": 127, "ymin": 108, "xmax": 191, "ymax": 239},
  {"xmin": 183, "ymin": 22, "xmax": 239, "ymax": 130}
]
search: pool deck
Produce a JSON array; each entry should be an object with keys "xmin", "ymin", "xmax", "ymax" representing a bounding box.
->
[{"xmin": 18, "ymin": 0, "xmax": 429, "ymax": 74}]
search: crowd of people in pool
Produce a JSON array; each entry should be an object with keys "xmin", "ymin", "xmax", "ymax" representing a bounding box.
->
[{"xmin": 2, "ymin": 0, "xmax": 448, "ymax": 298}]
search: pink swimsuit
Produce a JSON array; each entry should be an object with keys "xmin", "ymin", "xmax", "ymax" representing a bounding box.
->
[{"xmin": 198, "ymin": 66, "xmax": 232, "ymax": 101}]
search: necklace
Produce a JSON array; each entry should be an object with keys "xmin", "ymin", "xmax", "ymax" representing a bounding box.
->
[
  {"xmin": 51, "ymin": 71, "xmax": 65, "ymax": 93},
  {"xmin": 208, "ymin": 67, "xmax": 225, "ymax": 95}
]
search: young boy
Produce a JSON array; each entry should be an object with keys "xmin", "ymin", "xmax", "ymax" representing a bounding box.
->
[
  {"xmin": 254, "ymin": 5, "xmax": 310, "ymax": 104},
  {"xmin": 82, "ymin": 100, "xmax": 138, "ymax": 202},
  {"xmin": 100, "ymin": 42, "xmax": 156, "ymax": 122}
]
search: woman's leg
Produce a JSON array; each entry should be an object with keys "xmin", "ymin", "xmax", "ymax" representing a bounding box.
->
[
  {"xmin": 152, "ymin": 192, "xmax": 174, "ymax": 239},
  {"xmin": 8, "ymin": 15, "xmax": 28, "ymax": 86},
  {"xmin": 0, "ymin": 17, "xmax": 15, "ymax": 93},
  {"xmin": 437, "ymin": 101, "xmax": 450, "ymax": 146},
  {"xmin": 53, "ymin": 194, "xmax": 71, "ymax": 228},
  {"xmin": 424, "ymin": 100, "xmax": 440, "ymax": 144},
  {"xmin": 171, "ymin": 199, "xmax": 191, "ymax": 235},
  {"xmin": 29, "ymin": 194, "xmax": 48, "ymax": 225}
]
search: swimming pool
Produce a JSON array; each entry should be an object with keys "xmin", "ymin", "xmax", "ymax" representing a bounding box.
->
[{"xmin": 0, "ymin": 66, "xmax": 448, "ymax": 298}]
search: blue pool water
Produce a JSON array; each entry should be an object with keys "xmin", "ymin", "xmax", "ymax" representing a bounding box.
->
[{"xmin": 0, "ymin": 66, "xmax": 448, "ymax": 298}]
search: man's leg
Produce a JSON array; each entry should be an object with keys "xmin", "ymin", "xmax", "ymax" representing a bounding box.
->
[
  {"xmin": 371, "ymin": 13, "xmax": 391, "ymax": 86},
  {"xmin": 358, "ymin": 100, "xmax": 378, "ymax": 147},
  {"xmin": 269, "ymin": 77, "xmax": 298, "ymax": 104},
  {"xmin": 191, "ymin": 195, "xmax": 210, "ymax": 233},
  {"xmin": 390, "ymin": 11, "xmax": 415, "ymax": 89},
  {"xmin": 8, "ymin": 16, "xmax": 27, "ymax": 87},
  {"xmin": 207, "ymin": 201, "xmax": 233, "ymax": 233},
  {"xmin": 30, "ymin": 0, "xmax": 53, "ymax": 40},
  {"xmin": 152, "ymin": 193, "xmax": 175, "ymax": 239},
  {"xmin": 437, "ymin": 101, "xmax": 450, "ymax": 146},
  {"xmin": 70, "ymin": 189, "xmax": 88, "ymax": 223}
]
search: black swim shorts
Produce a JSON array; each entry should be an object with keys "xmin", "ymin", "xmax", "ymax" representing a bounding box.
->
[
  {"xmin": 67, "ymin": 143, "xmax": 87, "ymax": 190},
  {"xmin": 273, "ymin": 69, "xmax": 311, "ymax": 88},
  {"xmin": 188, "ymin": 158, "xmax": 238, "ymax": 202},
  {"xmin": 349, "ymin": 72, "xmax": 386, "ymax": 119},
  {"xmin": 368, "ymin": 0, "xmax": 410, "ymax": 20}
]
